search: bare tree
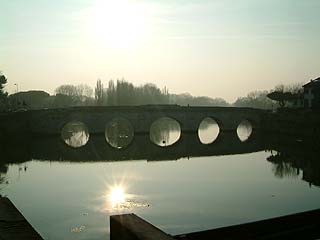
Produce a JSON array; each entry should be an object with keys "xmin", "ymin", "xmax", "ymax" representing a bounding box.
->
[{"xmin": 55, "ymin": 84, "xmax": 77, "ymax": 97}]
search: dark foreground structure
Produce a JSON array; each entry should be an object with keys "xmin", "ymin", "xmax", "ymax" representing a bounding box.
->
[
  {"xmin": 0, "ymin": 197, "xmax": 43, "ymax": 240},
  {"xmin": 1, "ymin": 197, "xmax": 319, "ymax": 240},
  {"xmin": 111, "ymin": 210, "xmax": 320, "ymax": 240}
]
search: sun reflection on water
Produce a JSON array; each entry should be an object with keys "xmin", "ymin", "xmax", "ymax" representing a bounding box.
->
[
  {"xmin": 108, "ymin": 186, "xmax": 126, "ymax": 208},
  {"xmin": 103, "ymin": 183, "xmax": 150, "ymax": 211}
]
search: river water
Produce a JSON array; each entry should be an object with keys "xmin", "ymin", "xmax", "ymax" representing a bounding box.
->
[{"xmin": 1, "ymin": 119, "xmax": 320, "ymax": 240}]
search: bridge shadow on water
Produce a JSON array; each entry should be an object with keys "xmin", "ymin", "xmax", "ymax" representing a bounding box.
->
[{"xmin": 1, "ymin": 130, "xmax": 262, "ymax": 163}]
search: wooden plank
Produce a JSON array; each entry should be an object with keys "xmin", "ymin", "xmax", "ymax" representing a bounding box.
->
[
  {"xmin": 0, "ymin": 197, "xmax": 43, "ymax": 240},
  {"xmin": 110, "ymin": 213, "xmax": 175, "ymax": 240}
]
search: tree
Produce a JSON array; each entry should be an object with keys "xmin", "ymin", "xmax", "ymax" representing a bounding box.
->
[
  {"xmin": 267, "ymin": 91, "xmax": 295, "ymax": 108},
  {"xmin": 52, "ymin": 93, "xmax": 74, "ymax": 108},
  {"xmin": 267, "ymin": 83, "xmax": 303, "ymax": 108},
  {"xmin": 95, "ymin": 79, "xmax": 105, "ymax": 105},
  {"xmin": 76, "ymin": 84, "xmax": 93, "ymax": 99},
  {"xmin": 0, "ymin": 74, "xmax": 7, "ymax": 94},
  {"xmin": 274, "ymin": 83, "xmax": 303, "ymax": 94},
  {"xmin": 55, "ymin": 84, "xmax": 94, "ymax": 106},
  {"xmin": 106, "ymin": 80, "xmax": 116, "ymax": 106},
  {"xmin": 0, "ymin": 73, "xmax": 8, "ymax": 111},
  {"xmin": 75, "ymin": 84, "xmax": 93, "ymax": 104},
  {"xmin": 233, "ymin": 91, "xmax": 274, "ymax": 109},
  {"xmin": 55, "ymin": 84, "xmax": 78, "ymax": 97},
  {"xmin": 169, "ymin": 92, "xmax": 229, "ymax": 107}
]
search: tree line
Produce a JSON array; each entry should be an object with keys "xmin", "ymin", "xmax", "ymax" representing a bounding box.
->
[
  {"xmin": 3, "ymin": 78, "xmax": 230, "ymax": 110},
  {"xmin": 0, "ymin": 72, "xmax": 304, "ymax": 111}
]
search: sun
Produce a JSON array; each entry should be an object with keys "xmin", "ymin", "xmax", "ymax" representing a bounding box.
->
[{"xmin": 87, "ymin": 0, "xmax": 150, "ymax": 49}]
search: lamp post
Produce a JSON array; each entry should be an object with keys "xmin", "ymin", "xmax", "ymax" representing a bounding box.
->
[
  {"xmin": 14, "ymin": 83, "xmax": 19, "ymax": 109},
  {"xmin": 14, "ymin": 83, "xmax": 18, "ymax": 93}
]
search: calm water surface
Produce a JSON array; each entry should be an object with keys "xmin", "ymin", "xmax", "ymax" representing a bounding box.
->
[{"xmin": 1, "ymin": 122, "xmax": 320, "ymax": 240}]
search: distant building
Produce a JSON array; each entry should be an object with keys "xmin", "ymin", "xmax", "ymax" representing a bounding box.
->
[
  {"xmin": 303, "ymin": 77, "xmax": 320, "ymax": 109},
  {"xmin": 290, "ymin": 93, "xmax": 304, "ymax": 108}
]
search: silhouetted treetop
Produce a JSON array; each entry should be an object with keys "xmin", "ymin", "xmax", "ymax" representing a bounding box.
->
[
  {"xmin": 0, "ymin": 74, "xmax": 7, "ymax": 92},
  {"xmin": 266, "ymin": 83, "xmax": 304, "ymax": 108},
  {"xmin": 0, "ymin": 73, "xmax": 8, "ymax": 111}
]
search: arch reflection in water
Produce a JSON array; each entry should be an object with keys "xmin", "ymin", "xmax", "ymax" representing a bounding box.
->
[
  {"xmin": 105, "ymin": 118, "xmax": 134, "ymax": 149},
  {"xmin": 198, "ymin": 117, "xmax": 220, "ymax": 144},
  {"xmin": 150, "ymin": 117, "xmax": 181, "ymax": 147},
  {"xmin": 61, "ymin": 121, "xmax": 89, "ymax": 148},
  {"xmin": 237, "ymin": 120, "xmax": 253, "ymax": 142}
]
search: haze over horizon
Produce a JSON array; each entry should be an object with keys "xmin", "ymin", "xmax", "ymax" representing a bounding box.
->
[{"xmin": 1, "ymin": 0, "xmax": 320, "ymax": 102}]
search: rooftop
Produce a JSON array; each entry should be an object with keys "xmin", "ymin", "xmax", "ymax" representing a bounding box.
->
[{"xmin": 303, "ymin": 77, "xmax": 320, "ymax": 88}]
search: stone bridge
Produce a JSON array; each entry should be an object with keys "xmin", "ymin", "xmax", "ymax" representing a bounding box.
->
[{"xmin": 5, "ymin": 105, "xmax": 266, "ymax": 135}]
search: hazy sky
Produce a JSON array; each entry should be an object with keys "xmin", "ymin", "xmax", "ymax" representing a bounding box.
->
[{"xmin": 1, "ymin": 0, "xmax": 320, "ymax": 102}]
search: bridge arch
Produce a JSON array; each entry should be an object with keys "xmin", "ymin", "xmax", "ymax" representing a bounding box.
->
[
  {"xmin": 149, "ymin": 117, "xmax": 182, "ymax": 147},
  {"xmin": 197, "ymin": 117, "xmax": 221, "ymax": 145},
  {"xmin": 105, "ymin": 117, "xmax": 134, "ymax": 149},
  {"xmin": 236, "ymin": 119, "xmax": 254, "ymax": 142},
  {"xmin": 60, "ymin": 120, "xmax": 90, "ymax": 148}
]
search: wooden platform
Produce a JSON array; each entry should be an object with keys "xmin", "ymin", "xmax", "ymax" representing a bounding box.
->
[
  {"xmin": 175, "ymin": 208, "xmax": 320, "ymax": 240},
  {"xmin": 0, "ymin": 197, "xmax": 43, "ymax": 240},
  {"xmin": 111, "ymin": 209, "xmax": 320, "ymax": 240},
  {"xmin": 110, "ymin": 213, "xmax": 175, "ymax": 240}
]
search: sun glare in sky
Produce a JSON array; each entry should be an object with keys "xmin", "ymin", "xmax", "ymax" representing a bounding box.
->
[
  {"xmin": 1, "ymin": 1, "xmax": 319, "ymax": 99},
  {"xmin": 87, "ymin": 0, "xmax": 150, "ymax": 49}
]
